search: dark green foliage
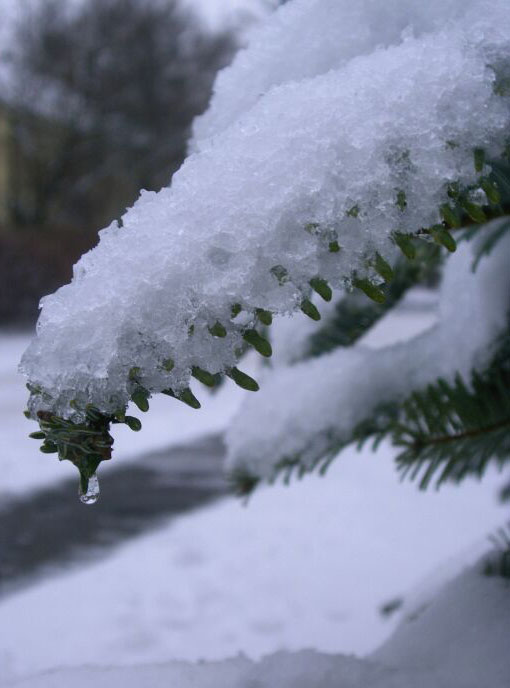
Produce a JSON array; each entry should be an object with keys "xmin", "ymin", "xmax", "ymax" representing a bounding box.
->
[
  {"xmin": 243, "ymin": 329, "xmax": 272, "ymax": 357},
  {"xmin": 131, "ymin": 387, "xmax": 150, "ymax": 412},
  {"xmin": 209, "ymin": 321, "xmax": 227, "ymax": 337},
  {"xmin": 429, "ymin": 225, "xmax": 457, "ymax": 252},
  {"xmin": 229, "ymin": 467, "xmax": 261, "ymax": 497},
  {"xmin": 483, "ymin": 524, "xmax": 510, "ymax": 579},
  {"xmin": 35, "ymin": 409, "xmax": 114, "ymax": 493},
  {"xmin": 396, "ymin": 190, "xmax": 407, "ymax": 211},
  {"xmin": 40, "ymin": 442, "xmax": 58, "ymax": 453},
  {"xmin": 440, "ymin": 203, "xmax": 462, "ymax": 229},
  {"xmin": 162, "ymin": 386, "xmax": 201, "ymax": 409},
  {"xmin": 304, "ymin": 295, "xmax": 384, "ymax": 357},
  {"xmin": 488, "ymin": 159, "xmax": 510, "ymax": 201},
  {"xmin": 192, "ymin": 366, "xmax": 217, "ymax": 388},
  {"xmin": 231, "ymin": 303, "xmax": 242, "ymax": 319},
  {"xmin": 460, "ymin": 198, "xmax": 487, "ymax": 224},
  {"xmin": 309, "ymin": 277, "xmax": 332, "ymax": 302},
  {"xmin": 352, "ymin": 277, "xmax": 386, "ymax": 303},
  {"xmin": 256, "ymin": 308, "xmax": 273, "ymax": 326},
  {"xmin": 179, "ymin": 388, "xmax": 202, "ymax": 409},
  {"xmin": 479, "ymin": 178, "xmax": 500, "ymax": 204},
  {"xmin": 373, "ymin": 253, "xmax": 394, "ymax": 282},
  {"xmin": 270, "ymin": 264, "xmax": 290, "ymax": 285},
  {"xmin": 460, "ymin": 217, "xmax": 510, "ymax": 271},
  {"xmin": 125, "ymin": 416, "xmax": 142, "ymax": 431},
  {"xmin": 474, "ymin": 148, "xmax": 485, "ymax": 173},
  {"xmin": 379, "ymin": 598, "xmax": 404, "ymax": 618},
  {"xmin": 300, "ymin": 298, "xmax": 321, "ymax": 321},
  {"xmin": 392, "ymin": 341, "xmax": 510, "ymax": 489},
  {"xmin": 226, "ymin": 367, "xmax": 260, "ymax": 392},
  {"xmin": 392, "ymin": 232, "xmax": 416, "ymax": 259},
  {"xmin": 231, "ymin": 340, "xmax": 510, "ymax": 497},
  {"xmin": 128, "ymin": 366, "xmax": 141, "ymax": 381}
]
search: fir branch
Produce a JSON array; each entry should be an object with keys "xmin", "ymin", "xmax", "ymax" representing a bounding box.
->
[
  {"xmin": 230, "ymin": 339, "xmax": 510, "ymax": 497},
  {"xmin": 26, "ymin": 152, "xmax": 510, "ymax": 489},
  {"xmin": 483, "ymin": 523, "xmax": 510, "ymax": 579},
  {"xmin": 301, "ymin": 243, "xmax": 441, "ymax": 360},
  {"xmin": 393, "ymin": 342, "xmax": 510, "ymax": 489}
]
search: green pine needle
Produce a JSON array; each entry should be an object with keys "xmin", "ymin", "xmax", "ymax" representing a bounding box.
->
[
  {"xmin": 243, "ymin": 329, "xmax": 272, "ymax": 357},
  {"xmin": 227, "ymin": 367, "xmax": 260, "ymax": 392},
  {"xmin": 131, "ymin": 387, "xmax": 150, "ymax": 412},
  {"xmin": 125, "ymin": 416, "xmax": 142, "ymax": 431},
  {"xmin": 309, "ymin": 277, "xmax": 332, "ymax": 302},
  {"xmin": 209, "ymin": 321, "xmax": 227, "ymax": 337},
  {"xmin": 192, "ymin": 366, "xmax": 217, "ymax": 387},
  {"xmin": 300, "ymin": 298, "xmax": 321, "ymax": 321},
  {"xmin": 256, "ymin": 308, "xmax": 273, "ymax": 326},
  {"xmin": 353, "ymin": 277, "xmax": 386, "ymax": 303}
]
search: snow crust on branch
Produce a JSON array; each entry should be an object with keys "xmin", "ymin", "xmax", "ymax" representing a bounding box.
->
[
  {"xmin": 191, "ymin": 0, "xmax": 506, "ymax": 150},
  {"xmin": 21, "ymin": 0, "xmax": 510, "ymax": 421},
  {"xmin": 226, "ymin": 237, "xmax": 510, "ymax": 480}
]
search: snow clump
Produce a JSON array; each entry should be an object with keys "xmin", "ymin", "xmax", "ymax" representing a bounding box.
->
[{"xmin": 21, "ymin": 0, "xmax": 510, "ymax": 424}]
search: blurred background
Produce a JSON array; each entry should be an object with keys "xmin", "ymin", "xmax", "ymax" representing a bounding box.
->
[
  {"xmin": 0, "ymin": 2, "xmax": 508, "ymax": 685},
  {"xmin": 0, "ymin": 0, "xmax": 281, "ymax": 324}
]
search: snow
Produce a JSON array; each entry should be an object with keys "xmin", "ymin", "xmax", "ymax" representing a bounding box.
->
[
  {"xmin": 0, "ymin": 331, "xmax": 246, "ymax": 497},
  {"xmin": 0, "ymin": 332, "xmax": 76, "ymax": 496},
  {"xmin": 2, "ymin": 301, "xmax": 508, "ymax": 688},
  {"xmin": 226, "ymin": 237, "xmax": 510, "ymax": 479},
  {"xmin": 4, "ymin": 0, "xmax": 510, "ymax": 685},
  {"xmin": 191, "ymin": 0, "xmax": 498, "ymax": 147},
  {"xmin": 7, "ymin": 569, "xmax": 510, "ymax": 688},
  {"xmin": 372, "ymin": 567, "xmax": 510, "ymax": 687},
  {"xmin": 0, "ymin": 481, "xmax": 510, "ymax": 688},
  {"xmin": 1, "ymin": 430, "xmax": 507, "ymax": 683},
  {"xmin": 20, "ymin": 0, "xmax": 510, "ymax": 429}
]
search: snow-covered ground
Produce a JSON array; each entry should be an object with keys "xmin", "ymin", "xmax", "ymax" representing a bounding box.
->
[
  {"xmin": 8, "ymin": 567, "xmax": 507, "ymax": 688},
  {"xmin": 1, "ymin": 439, "xmax": 507, "ymax": 684},
  {"xmin": 1, "ymin": 297, "xmax": 509, "ymax": 686}
]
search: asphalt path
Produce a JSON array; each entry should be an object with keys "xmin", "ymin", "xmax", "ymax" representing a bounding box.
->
[{"xmin": 0, "ymin": 433, "xmax": 227, "ymax": 597}]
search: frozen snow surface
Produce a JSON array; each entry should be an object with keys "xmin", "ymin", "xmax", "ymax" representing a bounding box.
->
[{"xmin": 20, "ymin": 0, "xmax": 510, "ymax": 423}]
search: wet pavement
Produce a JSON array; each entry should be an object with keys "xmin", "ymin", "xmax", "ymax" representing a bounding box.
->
[{"xmin": 0, "ymin": 434, "xmax": 227, "ymax": 597}]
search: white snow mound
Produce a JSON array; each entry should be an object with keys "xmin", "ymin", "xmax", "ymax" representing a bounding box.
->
[{"xmin": 5, "ymin": 566, "xmax": 510, "ymax": 688}]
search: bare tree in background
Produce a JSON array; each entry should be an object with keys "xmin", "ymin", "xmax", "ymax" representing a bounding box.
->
[{"xmin": 10, "ymin": 0, "xmax": 235, "ymax": 230}]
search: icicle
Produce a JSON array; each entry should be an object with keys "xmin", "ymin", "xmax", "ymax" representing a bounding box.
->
[{"xmin": 79, "ymin": 473, "xmax": 100, "ymax": 505}]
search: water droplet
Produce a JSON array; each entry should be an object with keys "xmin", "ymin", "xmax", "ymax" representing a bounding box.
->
[{"xmin": 79, "ymin": 473, "xmax": 100, "ymax": 505}]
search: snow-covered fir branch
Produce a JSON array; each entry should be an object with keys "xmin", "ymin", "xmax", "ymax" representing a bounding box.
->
[
  {"xmin": 20, "ymin": 0, "xmax": 510, "ymax": 485},
  {"xmin": 226, "ymin": 235, "xmax": 510, "ymax": 486}
]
